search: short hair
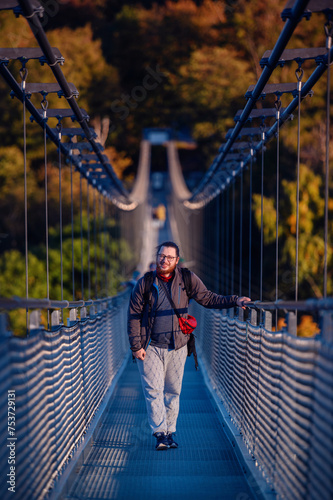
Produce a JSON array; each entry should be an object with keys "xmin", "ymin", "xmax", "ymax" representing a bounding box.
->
[{"xmin": 156, "ymin": 241, "xmax": 180, "ymax": 257}]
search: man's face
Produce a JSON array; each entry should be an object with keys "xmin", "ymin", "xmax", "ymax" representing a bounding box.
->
[{"xmin": 156, "ymin": 246, "xmax": 179, "ymax": 276}]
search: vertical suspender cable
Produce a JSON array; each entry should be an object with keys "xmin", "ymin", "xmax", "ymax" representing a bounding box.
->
[
  {"xmin": 239, "ymin": 162, "xmax": 244, "ymax": 296},
  {"xmin": 20, "ymin": 66, "xmax": 29, "ymax": 333},
  {"xmin": 108, "ymin": 200, "xmax": 113, "ymax": 294},
  {"xmin": 70, "ymin": 153, "xmax": 75, "ymax": 301},
  {"xmin": 41, "ymin": 98, "xmax": 50, "ymax": 325},
  {"xmin": 221, "ymin": 191, "xmax": 225, "ymax": 294},
  {"xmin": 87, "ymin": 181, "xmax": 91, "ymax": 300},
  {"xmin": 295, "ymin": 67, "xmax": 304, "ymax": 303},
  {"xmin": 103, "ymin": 197, "xmax": 108, "ymax": 297},
  {"xmin": 324, "ymin": 21, "xmax": 332, "ymax": 298},
  {"xmin": 275, "ymin": 99, "xmax": 281, "ymax": 327},
  {"xmin": 231, "ymin": 177, "xmax": 235, "ymax": 293},
  {"xmin": 226, "ymin": 185, "xmax": 230, "ymax": 294},
  {"xmin": 98, "ymin": 192, "xmax": 103, "ymax": 295},
  {"xmin": 80, "ymin": 174, "xmax": 84, "ymax": 300},
  {"xmin": 216, "ymin": 194, "xmax": 220, "ymax": 292},
  {"xmin": 260, "ymin": 129, "xmax": 265, "ymax": 302},
  {"xmin": 57, "ymin": 123, "xmax": 63, "ymax": 301},
  {"xmin": 249, "ymin": 150, "xmax": 253, "ymax": 298},
  {"xmin": 93, "ymin": 187, "xmax": 97, "ymax": 299}
]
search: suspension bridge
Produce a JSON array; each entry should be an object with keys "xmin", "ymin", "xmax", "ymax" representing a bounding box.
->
[{"xmin": 0, "ymin": 0, "xmax": 333, "ymax": 499}]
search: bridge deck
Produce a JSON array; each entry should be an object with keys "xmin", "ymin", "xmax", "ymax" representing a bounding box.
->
[{"xmin": 65, "ymin": 356, "xmax": 258, "ymax": 500}]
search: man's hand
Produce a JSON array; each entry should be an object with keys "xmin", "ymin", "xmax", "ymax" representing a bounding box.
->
[
  {"xmin": 236, "ymin": 296, "xmax": 251, "ymax": 309},
  {"xmin": 133, "ymin": 348, "xmax": 146, "ymax": 360}
]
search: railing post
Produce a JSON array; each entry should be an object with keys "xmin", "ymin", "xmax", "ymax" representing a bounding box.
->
[
  {"xmin": 250, "ymin": 308, "xmax": 258, "ymax": 326},
  {"xmin": 263, "ymin": 310, "xmax": 272, "ymax": 331},
  {"xmin": 29, "ymin": 310, "xmax": 41, "ymax": 332},
  {"xmin": 286, "ymin": 311, "xmax": 297, "ymax": 335},
  {"xmin": 51, "ymin": 310, "xmax": 62, "ymax": 329},
  {"xmin": 320, "ymin": 311, "xmax": 333, "ymax": 342},
  {"xmin": 80, "ymin": 307, "xmax": 87, "ymax": 320},
  {"xmin": 0, "ymin": 313, "xmax": 10, "ymax": 337},
  {"xmin": 67, "ymin": 308, "xmax": 77, "ymax": 326}
]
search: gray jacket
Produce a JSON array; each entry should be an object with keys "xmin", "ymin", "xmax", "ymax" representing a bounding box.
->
[{"xmin": 127, "ymin": 267, "xmax": 238, "ymax": 352}]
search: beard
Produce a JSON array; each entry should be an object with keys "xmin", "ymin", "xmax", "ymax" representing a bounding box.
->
[{"xmin": 156, "ymin": 260, "xmax": 177, "ymax": 276}]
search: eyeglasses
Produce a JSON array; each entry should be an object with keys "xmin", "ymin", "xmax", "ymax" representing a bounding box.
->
[{"xmin": 158, "ymin": 253, "xmax": 177, "ymax": 263}]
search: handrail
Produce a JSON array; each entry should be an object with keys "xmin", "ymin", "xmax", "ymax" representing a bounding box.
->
[
  {"xmin": 0, "ymin": 288, "xmax": 132, "ymax": 311},
  {"xmin": 247, "ymin": 297, "xmax": 333, "ymax": 311}
]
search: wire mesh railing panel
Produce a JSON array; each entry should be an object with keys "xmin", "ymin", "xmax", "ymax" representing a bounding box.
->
[
  {"xmin": 253, "ymin": 330, "xmax": 283, "ymax": 483},
  {"xmin": 231, "ymin": 322, "xmax": 248, "ymax": 423},
  {"xmin": 273, "ymin": 336, "xmax": 318, "ymax": 500},
  {"xmin": 8, "ymin": 332, "xmax": 57, "ymax": 500},
  {"xmin": 0, "ymin": 293, "xmax": 130, "ymax": 500},
  {"xmin": 80, "ymin": 318, "xmax": 109, "ymax": 425},
  {"xmin": 0, "ymin": 334, "xmax": 12, "ymax": 495},
  {"xmin": 43, "ymin": 326, "xmax": 85, "ymax": 475},
  {"xmin": 192, "ymin": 303, "xmax": 333, "ymax": 500},
  {"xmin": 241, "ymin": 324, "xmax": 262, "ymax": 453}
]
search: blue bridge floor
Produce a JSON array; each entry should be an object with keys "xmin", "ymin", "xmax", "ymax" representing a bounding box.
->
[{"xmin": 65, "ymin": 355, "xmax": 259, "ymax": 500}]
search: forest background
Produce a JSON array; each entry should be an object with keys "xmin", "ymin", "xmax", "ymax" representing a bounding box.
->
[{"xmin": 0, "ymin": 0, "xmax": 332, "ymax": 334}]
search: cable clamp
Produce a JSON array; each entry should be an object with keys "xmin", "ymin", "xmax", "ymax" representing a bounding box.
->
[
  {"xmin": 20, "ymin": 65, "xmax": 28, "ymax": 91},
  {"xmin": 325, "ymin": 21, "xmax": 333, "ymax": 49},
  {"xmin": 56, "ymin": 121, "xmax": 62, "ymax": 141},
  {"xmin": 41, "ymin": 97, "xmax": 48, "ymax": 120},
  {"xmin": 295, "ymin": 66, "xmax": 303, "ymax": 92},
  {"xmin": 275, "ymin": 97, "xmax": 282, "ymax": 120}
]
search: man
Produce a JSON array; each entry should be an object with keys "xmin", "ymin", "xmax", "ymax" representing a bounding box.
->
[{"xmin": 127, "ymin": 241, "xmax": 251, "ymax": 450}]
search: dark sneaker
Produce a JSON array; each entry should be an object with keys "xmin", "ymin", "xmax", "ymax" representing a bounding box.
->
[
  {"xmin": 154, "ymin": 432, "xmax": 170, "ymax": 451},
  {"xmin": 167, "ymin": 433, "xmax": 178, "ymax": 448}
]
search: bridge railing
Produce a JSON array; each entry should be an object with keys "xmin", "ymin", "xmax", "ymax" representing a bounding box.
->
[
  {"xmin": 0, "ymin": 291, "xmax": 130, "ymax": 500},
  {"xmin": 192, "ymin": 301, "xmax": 333, "ymax": 500}
]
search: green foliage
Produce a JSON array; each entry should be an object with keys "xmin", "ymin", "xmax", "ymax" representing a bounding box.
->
[
  {"xmin": 0, "ymin": 213, "xmax": 134, "ymax": 333},
  {"xmin": 252, "ymin": 164, "xmax": 332, "ymax": 299}
]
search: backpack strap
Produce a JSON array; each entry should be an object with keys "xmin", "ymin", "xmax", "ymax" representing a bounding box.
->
[
  {"xmin": 143, "ymin": 270, "xmax": 154, "ymax": 306},
  {"xmin": 181, "ymin": 267, "xmax": 193, "ymax": 299}
]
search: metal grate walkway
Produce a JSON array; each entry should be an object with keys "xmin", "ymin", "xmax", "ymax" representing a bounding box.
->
[{"xmin": 65, "ymin": 355, "xmax": 260, "ymax": 500}]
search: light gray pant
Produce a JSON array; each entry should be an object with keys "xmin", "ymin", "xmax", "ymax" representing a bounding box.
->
[{"xmin": 137, "ymin": 345, "xmax": 187, "ymax": 434}]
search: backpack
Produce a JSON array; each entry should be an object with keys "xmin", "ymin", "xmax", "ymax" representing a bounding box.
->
[{"xmin": 143, "ymin": 267, "xmax": 198, "ymax": 370}]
